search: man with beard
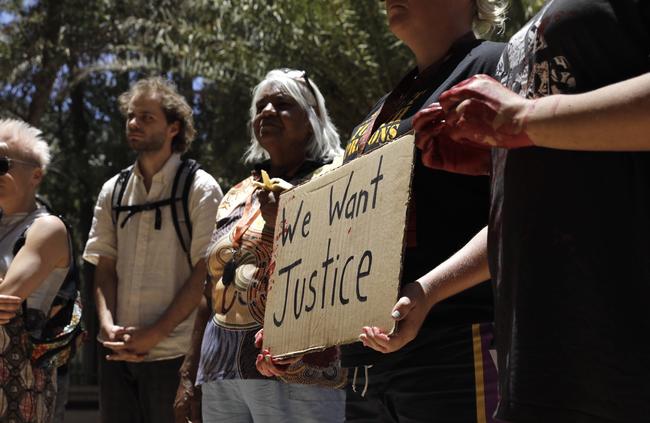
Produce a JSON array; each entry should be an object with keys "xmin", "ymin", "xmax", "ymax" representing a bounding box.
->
[{"xmin": 84, "ymin": 77, "xmax": 222, "ymax": 423}]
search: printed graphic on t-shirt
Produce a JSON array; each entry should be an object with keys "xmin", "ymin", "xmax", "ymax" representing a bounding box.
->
[
  {"xmin": 496, "ymin": 0, "xmax": 576, "ymax": 98},
  {"xmin": 344, "ymin": 89, "xmax": 428, "ymax": 161},
  {"xmin": 491, "ymin": 1, "xmax": 650, "ymax": 420}
]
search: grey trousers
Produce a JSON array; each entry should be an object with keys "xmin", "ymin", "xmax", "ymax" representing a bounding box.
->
[{"xmin": 201, "ymin": 379, "xmax": 345, "ymax": 423}]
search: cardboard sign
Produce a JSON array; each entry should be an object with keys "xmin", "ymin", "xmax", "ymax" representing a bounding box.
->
[{"xmin": 263, "ymin": 135, "xmax": 415, "ymax": 358}]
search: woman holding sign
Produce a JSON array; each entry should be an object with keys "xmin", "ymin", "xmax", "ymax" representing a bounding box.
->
[
  {"xmin": 174, "ymin": 69, "xmax": 346, "ymax": 423},
  {"xmin": 341, "ymin": 1, "xmax": 506, "ymax": 422}
]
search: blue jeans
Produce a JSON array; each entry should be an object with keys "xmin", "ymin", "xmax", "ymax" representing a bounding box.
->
[
  {"xmin": 99, "ymin": 348, "xmax": 183, "ymax": 423},
  {"xmin": 201, "ymin": 379, "xmax": 345, "ymax": 423}
]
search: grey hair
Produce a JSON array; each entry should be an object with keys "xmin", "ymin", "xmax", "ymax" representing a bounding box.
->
[
  {"xmin": 474, "ymin": 0, "xmax": 508, "ymax": 36},
  {"xmin": 0, "ymin": 119, "xmax": 51, "ymax": 170},
  {"xmin": 244, "ymin": 69, "xmax": 343, "ymax": 164}
]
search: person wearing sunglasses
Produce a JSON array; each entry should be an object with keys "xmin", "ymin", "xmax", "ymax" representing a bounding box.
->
[
  {"xmin": 175, "ymin": 69, "xmax": 346, "ymax": 423},
  {"xmin": 340, "ymin": 1, "xmax": 507, "ymax": 422},
  {"xmin": 0, "ymin": 119, "xmax": 72, "ymax": 423}
]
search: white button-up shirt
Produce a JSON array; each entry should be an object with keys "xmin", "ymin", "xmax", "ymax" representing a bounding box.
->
[{"xmin": 84, "ymin": 153, "xmax": 223, "ymax": 360}]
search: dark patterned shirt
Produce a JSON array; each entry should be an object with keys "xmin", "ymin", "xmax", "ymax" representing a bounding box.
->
[{"xmin": 490, "ymin": 1, "xmax": 650, "ymax": 421}]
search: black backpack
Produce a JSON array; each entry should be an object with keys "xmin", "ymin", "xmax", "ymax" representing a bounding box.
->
[
  {"xmin": 110, "ymin": 158, "xmax": 200, "ymax": 267},
  {"xmin": 12, "ymin": 201, "xmax": 85, "ymax": 368}
]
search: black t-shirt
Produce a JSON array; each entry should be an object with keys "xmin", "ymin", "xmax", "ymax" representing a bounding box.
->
[
  {"xmin": 490, "ymin": 1, "xmax": 650, "ymax": 421},
  {"xmin": 341, "ymin": 35, "xmax": 504, "ymax": 367}
]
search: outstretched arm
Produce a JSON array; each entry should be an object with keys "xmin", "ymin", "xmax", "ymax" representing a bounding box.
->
[
  {"xmin": 525, "ymin": 72, "xmax": 650, "ymax": 150},
  {"xmin": 0, "ymin": 215, "xmax": 69, "ymax": 298},
  {"xmin": 429, "ymin": 73, "xmax": 650, "ymax": 151}
]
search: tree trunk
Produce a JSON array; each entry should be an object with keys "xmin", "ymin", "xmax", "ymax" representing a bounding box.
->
[{"xmin": 27, "ymin": 0, "xmax": 64, "ymax": 125}]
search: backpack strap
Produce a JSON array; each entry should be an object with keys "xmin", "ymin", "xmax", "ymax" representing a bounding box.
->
[
  {"xmin": 113, "ymin": 198, "xmax": 175, "ymax": 230},
  {"xmin": 109, "ymin": 160, "xmax": 200, "ymax": 268},
  {"xmin": 13, "ymin": 211, "xmax": 79, "ymax": 304},
  {"xmin": 110, "ymin": 165, "xmax": 173, "ymax": 230},
  {"xmin": 19, "ymin": 215, "xmax": 80, "ymax": 322},
  {"xmin": 13, "ymin": 210, "xmax": 85, "ymax": 369},
  {"xmin": 56, "ymin": 217, "xmax": 80, "ymax": 301},
  {"xmin": 170, "ymin": 158, "xmax": 200, "ymax": 268},
  {"xmin": 111, "ymin": 166, "xmax": 134, "ymax": 226}
]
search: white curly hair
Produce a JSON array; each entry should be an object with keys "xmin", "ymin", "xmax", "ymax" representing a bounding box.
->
[
  {"xmin": 0, "ymin": 119, "xmax": 50, "ymax": 170},
  {"xmin": 244, "ymin": 69, "xmax": 343, "ymax": 164}
]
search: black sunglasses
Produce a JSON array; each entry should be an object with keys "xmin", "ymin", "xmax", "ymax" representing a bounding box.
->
[{"xmin": 0, "ymin": 156, "xmax": 40, "ymax": 175}]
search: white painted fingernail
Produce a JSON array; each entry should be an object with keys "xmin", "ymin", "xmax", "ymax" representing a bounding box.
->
[{"xmin": 391, "ymin": 310, "xmax": 401, "ymax": 319}]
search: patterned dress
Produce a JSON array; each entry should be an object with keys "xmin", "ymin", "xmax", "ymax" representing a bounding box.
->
[
  {"xmin": 196, "ymin": 160, "xmax": 346, "ymax": 387},
  {"xmin": 0, "ymin": 208, "xmax": 70, "ymax": 423},
  {"xmin": 0, "ymin": 313, "xmax": 56, "ymax": 423}
]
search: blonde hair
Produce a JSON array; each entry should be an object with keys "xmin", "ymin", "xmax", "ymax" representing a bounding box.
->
[
  {"xmin": 118, "ymin": 77, "xmax": 196, "ymax": 153},
  {"xmin": 244, "ymin": 69, "xmax": 343, "ymax": 164},
  {"xmin": 0, "ymin": 119, "xmax": 50, "ymax": 170},
  {"xmin": 474, "ymin": 0, "xmax": 508, "ymax": 36}
]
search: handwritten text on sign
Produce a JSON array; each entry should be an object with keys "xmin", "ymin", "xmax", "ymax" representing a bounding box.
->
[{"xmin": 263, "ymin": 135, "xmax": 415, "ymax": 358}]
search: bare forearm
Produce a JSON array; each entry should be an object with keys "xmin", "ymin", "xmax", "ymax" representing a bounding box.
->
[
  {"xmin": 528, "ymin": 73, "xmax": 650, "ymax": 151},
  {"xmin": 94, "ymin": 257, "xmax": 118, "ymax": 328},
  {"xmin": 180, "ymin": 293, "xmax": 210, "ymax": 379},
  {"xmin": 174, "ymin": 288, "xmax": 210, "ymax": 422},
  {"xmin": 0, "ymin": 251, "xmax": 47, "ymax": 298},
  {"xmin": 418, "ymin": 226, "xmax": 490, "ymax": 309},
  {"xmin": 359, "ymin": 227, "xmax": 491, "ymax": 354},
  {"xmin": 0, "ymin": 217, "xmax": 69, "ymax": 299},
  {"xmin": 154, "ymin": 259, "xmax": 207, "ymax": 337}
]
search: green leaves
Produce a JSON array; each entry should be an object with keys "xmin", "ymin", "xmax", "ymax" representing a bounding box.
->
[{"xmin": 0, "ymin": 0, "xmax": 543, "ymax": 262}]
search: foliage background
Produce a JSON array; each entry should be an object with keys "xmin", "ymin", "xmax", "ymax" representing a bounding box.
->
[{"xmin": 0, "ymin": 0, "xmax": 544, "ymax": 382}]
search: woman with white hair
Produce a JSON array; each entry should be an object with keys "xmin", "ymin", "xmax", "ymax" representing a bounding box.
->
[
  {"xmin": 175, "ymin": 69, "xmax": 345, "ymax": 423},
  {"xmin": 339, "ymin": 1, "xmax": 507, "ymax": 422},
  {"xmin": 0, "ymin": 119, "xmax": 72, "ymax": 423}
]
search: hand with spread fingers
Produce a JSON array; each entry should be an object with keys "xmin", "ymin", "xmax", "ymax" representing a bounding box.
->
[
  {"xmin": 253, "ymin": 329, "xmax": 302, "ymax": 377},
  {"xmin": 438, "ymin": 74, "xmax": 535, "ymax": 149},
  {"xmin": 358, "ymin": 282, "xmax": 431, "ymax": 354},
  {"xmin": 0, "ymin": 294, "xmax": 22, "ymax": 325},
  {"xmin": 413, "ymin": 104, "xmax": 492, "ymax": 176}
]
